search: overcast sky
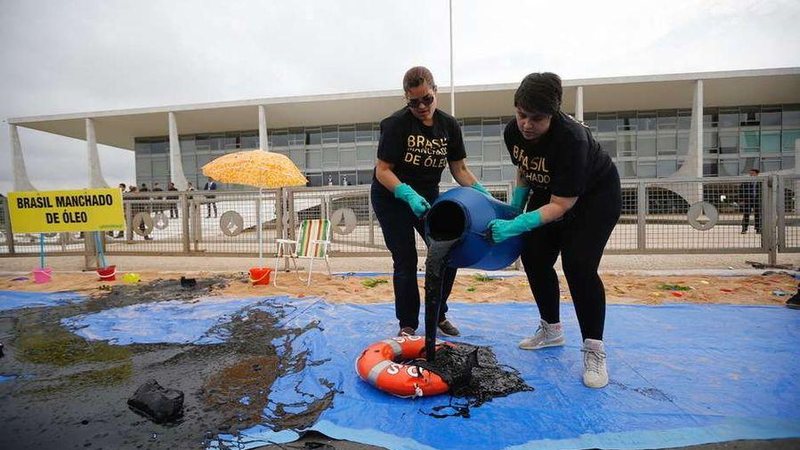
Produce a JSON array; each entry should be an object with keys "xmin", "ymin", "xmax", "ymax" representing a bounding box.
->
[{"xmin": 1, "ymin": 0, "xmax": 799, "ymax": 193}]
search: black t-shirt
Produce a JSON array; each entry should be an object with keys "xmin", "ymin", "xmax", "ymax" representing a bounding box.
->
[
  {"xmin": 373, "ymin": 108, "xmax": 466, "ymax": 197},
  {"xmin": 504, "ymin": 112, "xmax": 614, "ymax": 210}
]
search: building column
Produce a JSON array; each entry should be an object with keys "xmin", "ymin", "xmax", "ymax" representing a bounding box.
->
[
  {"xmin": 9, "ymin": 124, "xmax": 36, "ymax": 191},
  {"xmin": 575, "ymin": 86, "xmax": 584, "ymax": 122},
  {"xmin": 86, "ymin": 118, "xmax": 108, "ymax": 188},
  {"xmin": 665, "ymin": 80, "xmax": 704, "ymax": 204},
  {"xmin": 258, "ymin": 105, "xmax": 269, "ymax": 152},
  {"xmin": 168, "ymin": 112, "xmax": 189, "ymax": 190}
]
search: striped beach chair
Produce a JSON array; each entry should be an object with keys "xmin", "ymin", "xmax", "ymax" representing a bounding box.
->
[{"xmin": 273, "ymin": 219, "xmax": 332, "ymax": 286}]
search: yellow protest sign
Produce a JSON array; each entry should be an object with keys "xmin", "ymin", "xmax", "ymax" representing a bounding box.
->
[{"xmin": 8, "ymin": 188, "xmax": 124, "ymax": 233}]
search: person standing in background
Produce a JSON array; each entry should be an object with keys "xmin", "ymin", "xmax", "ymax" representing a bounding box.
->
[
  {"xmin": 740, "ymin": 168, "xmax": 761, "ymax": 234},
  {"xmin": 203, "ymin": 177, "xmax": 218, "ymax": 218}
]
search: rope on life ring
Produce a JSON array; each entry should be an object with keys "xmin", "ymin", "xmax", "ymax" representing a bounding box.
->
[{"xmin": 355, "ymin": 335, "xmax": 450, "ymax": 398}]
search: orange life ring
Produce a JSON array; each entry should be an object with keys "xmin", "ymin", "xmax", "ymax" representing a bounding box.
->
[{"xmin": 355, "ymin": 335, "xmax": 450, "ymax": 398}]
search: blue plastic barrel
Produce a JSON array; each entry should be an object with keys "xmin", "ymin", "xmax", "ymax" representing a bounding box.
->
[{"xmin": 426, "ymin": 187, "xmax": 523, "ymax": 270}]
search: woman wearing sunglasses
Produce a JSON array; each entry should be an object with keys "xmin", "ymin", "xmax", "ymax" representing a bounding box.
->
[
  {"xmin": 487, "ymin": 72, "xmax": 621, "ymax": 388},
  {"xmin": 371, "ymin": 66, "xmax": 488, "ymax": 338}
]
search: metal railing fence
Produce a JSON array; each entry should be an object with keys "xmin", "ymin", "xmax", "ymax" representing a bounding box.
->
[{"xmin": 0, "ymin": 176, "xmax": 796, "ymax": 264}]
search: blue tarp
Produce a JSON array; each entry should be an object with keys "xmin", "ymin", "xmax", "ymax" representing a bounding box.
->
[
  {"xmin": 59, "ymin": 296, "xmax": 800, "ymax": 449},
  {"xmin": 0, "ymin": 290, "xmax": 85, "ymax": 311}
]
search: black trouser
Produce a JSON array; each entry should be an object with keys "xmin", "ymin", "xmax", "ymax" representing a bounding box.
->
[
  {"xmin": 206, "ymin": 200, "xmax": 217, "ymax": 217},
  {"xmin": 371, "ymin": 183, "xmax": 457, "ymax": 330},
  {"xmin": 520, "ymin": 166, "xmax": 621, "ymax": 341},
  {"xmin": 741, "ymin": 199, "xmax": 761, "ymax": 232}
]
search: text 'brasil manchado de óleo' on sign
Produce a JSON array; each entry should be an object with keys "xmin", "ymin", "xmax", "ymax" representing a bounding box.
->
[{"xmin": 8, "ymin": 188, "xmax": 124, "ymax": 233}]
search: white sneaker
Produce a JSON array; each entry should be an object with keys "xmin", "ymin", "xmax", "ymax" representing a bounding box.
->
[
  {"xmin": 518, "ymin": 320, "xmax": 565, "ymax": 350},
  {"xmin": 582, "ymin": 338, "xmax": 608, "ymax": 388}
]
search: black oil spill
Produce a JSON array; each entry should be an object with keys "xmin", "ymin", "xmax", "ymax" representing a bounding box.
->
[
  {"xmin": 423, "ymin": 238, "xmax": 459, "ymax": 362},
  {"xmin": 414, "ymin": 343, "xmax": 533, "ymax": 418},
  {"xmin": 421, "ymin": 236, "xmax": 533, "ymax": 417},
  {"xmin": 0, "ymin": 274, "xmax": 334, "ymax": 449}
]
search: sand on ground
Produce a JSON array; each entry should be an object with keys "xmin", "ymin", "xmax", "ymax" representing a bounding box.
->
[{"xmin": 1, "ymin": 269, "xmax": 796, "ymax": 306}]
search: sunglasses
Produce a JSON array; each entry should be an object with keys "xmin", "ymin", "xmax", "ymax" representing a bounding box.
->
[{"xmin": 406, "ymin": 94, "xmax": 435, "ymax": 109}]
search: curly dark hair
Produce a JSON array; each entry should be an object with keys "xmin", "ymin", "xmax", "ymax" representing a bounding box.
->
[
  {"xmin": 403, "ymin": 66, "xmax": 437, "ymax": 92},
  {"xmin": 514, "ymin": 72, "xmax": 562, "ymax": 115}
]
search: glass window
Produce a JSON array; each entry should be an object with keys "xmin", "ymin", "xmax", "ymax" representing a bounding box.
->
[
  {"xmin": 657, "ymin": 111, "xmax": 677, "ymax": 130},
  {"xmin": 762, "ymin": 158, "xmax": 781, "ymax": 173},
  {"xmin": 322, "ymin": 147, "xmax": 339, "ymax": 165},
  {"xmin": 636, "ymin": 112, "xmax": 657, "ymax": 131},
  {"xmin": 616, "ymin": 160, "xmax": 636, "ymax": 178},
  {"xmin": 241, "ymin": 134, "xmax": 259, "ymax": 149},
  {"xmin": 656, "ymin": 159, "xmax": 677, "ymax": 178},
  {"xmin": 761, "ymin": 131, "xmax": 780, "ymax": 153},
  {"xmin": 597, "ymin": 113, "xmax": 616, "ymax": 133},
  {"xmin": 307, "ymin": 128, "xmax": 321, "ymax": 145},
  {"xmin": 617, "ymin": 112, "xmax": 636, "ymax": 131},
  {"xmin": 181, "ymin": 154, "xmax": 195, "ymax": 170},
  {"xmin": 657, "ymin": 133, "xmax": 677, "ymax": 156},
  {"xmin": 357, "ymin": 144, "xmax": 374, "ymax": 162},
  {"xmin": 703, "ymin": 130, "xmax": 718, "ymax": 150},
  {"xmin": 637, "ymin": 135, "xmax": 656, "ymax": 157},
  {"xmin": 719, "ymin": 159, "xmax": 739, "ymax": 177},
  {"xmin": 290, "ymin": 149, "xmax": 305, "ymax": 169},
  {"xmin": 678, "ymin": 134, "xmax": 689, "ymax": 156},
  {"xmin": 306, "ymin": 150, "xmax": 321, "ymax": 169},
  {"xmin": 288, "ymin": 129, "xmax": 305, "ymax": 146},
  {"xmin": 482, "ymin": 166, "xmax": 502, "ymax": 182},
  {"xmin": 321, "ymin": 126, "xmax": 338, "ymax": 144},
  {"xmin": 356, "ymin": 123, "xmax": 373, "ymax": 142},
  {"xmin": 760, "ymin": 108, "xmax": 781, "ymax": 127},
  {"xmin": 271, "ymin": 130, "xmax": 289, "ymax": 147},
  {"xmin": 209, "ymin": 134, "xmax": 224, "ymax": 152},
  {"xmin": 150, "ymin": 140, "xmax": 169, "ymax": 154},
  {"xmin": 783, "ymin": 155, "xmax": 795, "ymax": 170},
  {"xmin": 340, "ymin": 149, "xmax": 356, "ymax": 167},
  {"xmin": 719, "ymin": 109, "xmax": 739, "ymax": 128},
  {"xmin": 305, "ymin": 172, "xmax": 322, "ymax": 187},
  {"xmin": 482, "ymin": 119, "xmax": 503, "ymax": 138},
  {"xmin": 782, "ymin": 106, "xmax": 800, "ymax": 128},
  {"xmin": 357, "ymin": 169, "xmax": 373, "ymax": 185},
  {"xmin": 465, "ymin": 140, "xmax": 482, "ymax": 160},
  {"xmin": 677, "ymin": 110, "xmax": 692, "ymax": 130},
  {"xmin": 739, "ymin": 107, "xmax": 760, "ymax": 126},
  {"xmin": 784, "ymin": 130, "xmax": 800, "ymax": 153},
  {"xmin": 719, "ymin": 132, "xmax": 738, "ymax": 154},
  {"xmin": 463, "ymin": 119, "xmax": 482, "ymax": 137},
  {"xmin": 703, "ymin": 109, "xmax": 719, "ymax": 127},
  {"xmin": 739, "ymin": 131, "xmax": 760, "ymax": 152},
  {"xmin": 483, "ymin": 141, "xmax": 501, "ymax": 162},
  {"xmin": 135, "ymin": 141, "xmax": 151, "ymax": 155},
  {"xmin": 740, "ymin": 157, "xmax": 760, "ymax": 173},
  {"xmin": 637, "ymin": 161, "xmax": 656, "ymax": 178},
  {"xmin": 598, "ymin": 138, "xmax": 617, "ymax": 157},
  {"xmin": 616, "ymin": 135, "xmax": 634, "ymax": 157},
  {"xmin": 151, "ymin": 157, "xmax": 169, "ymax": 177},
  {"xmin": 703, "ymin": 159, "xmax": 718, "ymax": 177},
  {"xmin": 339, "ymin": 126, "xmax": 355, "ymax": 143}
]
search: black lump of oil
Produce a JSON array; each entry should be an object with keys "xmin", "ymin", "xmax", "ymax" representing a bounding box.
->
[
  {"xmin": 414, "ymin": 343, "xmax": 533, "ymax": 418},
  {"xmin": 423, "ymin": 238, "xmax": 460, "ymax": 362}
]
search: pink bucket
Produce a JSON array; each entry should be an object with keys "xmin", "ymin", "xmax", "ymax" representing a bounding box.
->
[{"xmin": 32, "ymin": 267, "xmax": 53, "ymax": 284}]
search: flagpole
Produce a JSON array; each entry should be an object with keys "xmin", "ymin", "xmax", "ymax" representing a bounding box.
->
[{"xmin": 449, "ymin": 0, "xmax": 455, "ymax": 117}]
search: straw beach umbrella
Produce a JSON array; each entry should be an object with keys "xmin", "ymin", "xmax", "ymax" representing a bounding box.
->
[
  {"xmin": 202, "ymin": 150, "xmax": 307, "ymax": 265},
  {"xmin": 201, "ymin": 150, "xmax": 307, "ymax": 189}
]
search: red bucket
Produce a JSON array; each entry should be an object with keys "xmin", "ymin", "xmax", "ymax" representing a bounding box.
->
[
  {"xmin": 97, "ymin": 265, "xmax": 117, "ymax": 281},
  {"xmin": 249, "ymin": 267, "xmax": 272, "ymax": 286}
]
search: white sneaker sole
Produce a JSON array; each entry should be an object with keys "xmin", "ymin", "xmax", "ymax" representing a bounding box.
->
[{"xmin": 518, "ymin": 336, "xmax": 565, "ymax": 350}]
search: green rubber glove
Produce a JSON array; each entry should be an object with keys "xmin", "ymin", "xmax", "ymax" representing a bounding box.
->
[
  {"xmin": 471, "ymin": 182, "xmax": 491, "ymax": 196},
  {"xmin": 394, "ymin": 183, "xmax": 431, "ymax": 217},
  {"xmin": 487, "ymin": 210, "xmax": 543, "ymax": 243},
  {"xmin": 510, "ymin": 186, "xmax": 531, "ymax": 212}
]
